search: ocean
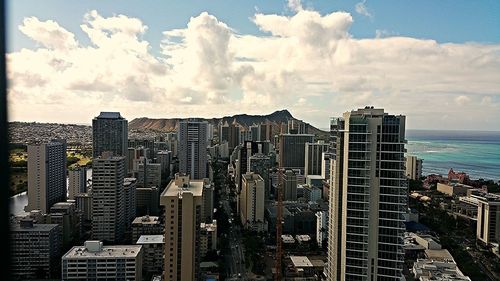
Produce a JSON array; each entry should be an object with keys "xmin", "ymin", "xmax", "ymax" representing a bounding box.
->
[{"xmin": 406, "ymin": 130, "xmax": 500, "ymax": 181}]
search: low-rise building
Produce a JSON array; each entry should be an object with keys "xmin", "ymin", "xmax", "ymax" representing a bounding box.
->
[
  {"xmin": 11, "ymin": 219, "xmax": 62, "ymax": 280},
  {"xmin": 437, "ymin": 182, "xmax": 472, "ymax": 197},
  {"xmin": 62, "ymin": 240, "xmax": 143, "ymax": 281}
]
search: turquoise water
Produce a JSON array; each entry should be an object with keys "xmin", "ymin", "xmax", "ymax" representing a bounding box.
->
[{"xmin": 406, "ymin": 130, "xmax": 500, "ymax": 181}]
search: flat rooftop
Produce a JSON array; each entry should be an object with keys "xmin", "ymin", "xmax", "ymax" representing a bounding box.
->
[
  {"xmin": 136, "ymin": 235, "xmax": 164, "ymax": 245},
  {"xmin": 161, "ymin": 177, "xmax": 204, "ymax": 198},
  {"xmin": 63, "ymin": 245, "xmax": 142, "ymax": 259},
  {"xmin": 290, "ymin": 256, "xmax": 313, "ymax": 268},
  {"xmin": 11, "ymin": 223, "xmax": 59, "ymax": 232},
  {"xmin": 132, "ymin": 215, "xmax": 160, "ymax": 225},
  {"xmin": 425, "ymin": 249, "xmax": 454, "ymax": 262}
]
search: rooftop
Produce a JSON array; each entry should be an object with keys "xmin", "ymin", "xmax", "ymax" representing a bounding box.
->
[
  {"xmin": 425, "ymin": 249, "xmax": 454, "ymax": 262},
  {"xmin": 63, "ymin": 244, "xmax": 142, "ymax": 259},
  {"xmin": 132, "ymin": 215, "xmax": 160, "ymax": 225},
  {"xmin": 95, "ymin": 112, "xmax": 124, "ymax": 119},
  {"xmin": 161, "ymin": 174, "xmax": 204, "ymax": 198},
  {"xmin": 136, "ymin": 235, "xmax": 164, "ymax": 245},
  {"xmin": 290, "ymin": 256, "xmax": 313, "ymax": 268}
]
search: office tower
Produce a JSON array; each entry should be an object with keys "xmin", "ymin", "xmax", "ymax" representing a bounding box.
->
[
  {"xmin": 92, "ymin": 112, "xmax": 128, "ymax": 158},
  {"xmin": 240, "ymin": 128, "xmax": 252, "ymax": 142},
  {"xmin": 240, "ymin": 172, "xmax": 265, "ymax": 231},
  {"xmin": 75, "ymin": 192, "xmax": 92, "ymax": 223},
  {"xmin": 62, "ymin": 241, "xmax": 143, "ymax": 281},
  {"xmin": 249, "ymin": 153, "xmax": 272, "ymax": 200},
  {"xmin": 316, "ymin": 211, "xmax": 328, "ymax": 247},
  {"xmin": 203, "ymin": 179, "xmax": 214, "ymax": 223},
  {"xmin": 132, "ymin": 215, "xmax": 163, "ymax": 242},
  {"xmin": 137, "ymin": 160, "xmax": 162, "ymax": 188},
  {"xmin": 219, "ymin": 122, "xmax": 241, "ymax": 151},
  {"xmin": 128, "ymin": 138, "xmax": 155, "ymax": 159},
  {"xmin": 136, "ymin": 186, "xmax": 160, "ymax": 216},
  {"xmin": 304, "ymin": 142, "xmax": 329, "ymax": 177},
  {"xmin": 11, "ymin": 219, "xmax": 62, "ymax": 279},
  {"xmin": 327, "ymin": 107, "xmax": 407, "ymax": 281},
  {"xmin": 321, "ymin": 152, "xmax": 333, "ymax": 181},
  {"xmin": 178, "ymin": 120, "xmax": 208, "ymax": 179},
  {"xmin": 124, "ymin": 178, "xmax": 137, "ymax": 233},
  {"xmin": 258, "ymin": 123, "xmax": 273, "ymax": 142},
  {"xmin": 302, "ymin": 184, "xmax": 322, "ymax": 202},
  {"xmin": 282, "ymin": 169, "xmax": 298, "ymax": 201},
  {"xmin": 160, "ymin": 174, "xmax": 204, "ymax": 281},
  {"xmin": 250, "ymin": 125, "xmax": 259, "ymax": 141},
  {"xmin": 207, "ymin": 123, "xmax": 214, "ymax": 142},
  {"xmin": 157, "ymin": 150, "xmax": 172, "ymax": 181},
  {"xmin": 136, "ymin": 235, "xmax": 164, "ymax": 280},
  {"xmin": 91, "ymin": 153, "xmax": 126, "ymax": 244},
  {"xmin": 406, "ymin": 155, "xmax": 423, "ymax": 180},
  {"xmin": 68, "ymin": 166, "xmax": 87, "ymax": 200},
  {"xmin": 26, "ymin": 139, "xmax": 67, "ymax": 213},
  {"xmin": 473, "ymin": 191, "xmax": 500, "ymax": 245},
  {"xmin": 279, "ymin": 134, "xmax": 314, "ymax": 172},
  {"xmin": 50, "ymin": 201, "xmax": 79, "ymax": 247},
  {"xmin": 287, "ymin": 119, "xmax": 309, "ymax": 134}
]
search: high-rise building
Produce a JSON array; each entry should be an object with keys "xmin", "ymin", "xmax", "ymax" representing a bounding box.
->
[
  {"xmin": 137, "ymin": 161, "xmax": 162, "ymax": 188},
  {"xmin": 304, "ymin": 142, "xmax": 329, "ymax": 177},
  {"xmin": 157, "ymin": 150, "xmax": 172, "ymax": 182},
  {"xmin": 68, "ymin": 166, "xmax": 87, "ymax": 200},
  {"xmin": 219, "ymin": 122, "xmax": 241, "ymax": 152},
  {"xmin": 473, "ymin": 191, "xmax": 500, "ymax": 245},
  {"xmin": 178, "ymin": 120, "xmax": 208, "ymax": 179},
  {"xmin": 62, "ymin": 240, "xmax": 143, "ymax": 281},
  {"xmin": 316, "ymin": 211, "xmax": 328, "ymax": 248},
  {"xmin": 279, "ymin": 134, "xmax": 314, "ymax": 172},
  {"xmin": 321, "ymin": 152, "xmax": 333, "ymax": 182},
  {"xmin": 406, "ymin": 155, "xmax": 423, "ymax": 180},
  {"xmin": 281, "ymin": 169, "xmax": 298, "ymax": 201},
  {"xmin": 248, "ymin": 153, "xmax": 272, "ymax": 200},
  {"xmin": 131, "ymin": 215, "xmax": 163, "ymax": 243},
  {"xmin": 200, "ymin": 220, "xmax": 218, "ymax": 258},
  {"xmin": 327, "ymin": 107, "xmax": 407, "ymax": 281},
  {"xmin": 91, "ymin": 153, "xmax": 126, "ymax": 244},
  {"xmin": 124, "ymin": 178, "xmax": 137, "ymax": 234},
  {"xmin": 287, "ymin": 119, "xmax": 309, "ymax": 134},
  {"xmin": 92, "ymin": 112, "xmax": 128, "ymax": 158},
  {"xmin": 11, "ymin": 219, "xmax": 62, "ymax": 280},
  {"xmin": 240, "ymin": 172, "xmax": 265, "ymax": 231},
  {"xmin": 203, "ymin": 179, "xmax": 215, "ymax": 223},
  {"xmin": 49, "ymin": 201, "xmax": 79, "ymax": 247},
  {"xmin": 136, "ymin": 186, "xmax": 160, "ymax": 216},
  {"xmin": 128, "ymin": 138, "xmax": 155, "ymax": 160},
  {"xmin": 258, "ymin": 123, "xmax": 273, "ymax": 142},
  {"xmin": 26, "ymin": 139, "xmax": 67, "ymax": 213},
  {"xmin": 160, "ymin": 174, "xmax": 204, "ymax": 281},
  {"xmin": 136, "ymin": 235, "xmax": 164, "ymax": 280}
]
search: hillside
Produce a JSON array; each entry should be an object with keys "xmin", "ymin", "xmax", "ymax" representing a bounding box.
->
[{"xmin": 129, "ymin": 110, "xmax": 328, "ymax": 138}]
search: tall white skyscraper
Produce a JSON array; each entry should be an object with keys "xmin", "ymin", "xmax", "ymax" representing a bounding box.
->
[
  {"xmin": 25, "ymin": 139, "xmax": 67, "ymax": 213},
  {"xmin": 91, "ymin": 153, "xmax": 126, "ymax": 243},
  {"xmin": 178, "ymin": 120, "xmax": 208, "ymax": 179},
  {"xmin": 327, "ymin": 107, "xmax": 407, "ymax": 281},
  {"xmin": 240, "ymin": 172, "xmax": 265, "ymax": 231}
]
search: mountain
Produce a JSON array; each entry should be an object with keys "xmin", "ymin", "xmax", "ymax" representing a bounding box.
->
[{"xmin": 129, "ymin": 110, "xmax": 328, "ymax": 138}]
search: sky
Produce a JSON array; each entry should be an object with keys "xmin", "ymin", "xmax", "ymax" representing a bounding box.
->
[{"xmin": 6, "ymin": 0, "xmax": 500, "ymax": 130}]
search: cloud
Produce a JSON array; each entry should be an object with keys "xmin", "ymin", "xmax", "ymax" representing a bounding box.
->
[
  {"xmin": 355, "ymin": 1, "xmax": 373, "ymax": 19},
  {"xmin": 287, "ymin": 0, "xmax": 303, "ymax": 12},
  {"xmin": 6, "ymin": 8, "xmax": 500, "ymax": 130},
  {"xmin": 455, "ymin": 95, "xmax": 471, "ymax": 106},
  {"xmin": 19, "ymin": 17, "xmax": 78, "ymax": 49}
]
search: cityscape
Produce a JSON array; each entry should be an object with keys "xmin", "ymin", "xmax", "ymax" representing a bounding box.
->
[{"xmin": 5, "ymin": 1, "xmax": 500, "ymax": 281}]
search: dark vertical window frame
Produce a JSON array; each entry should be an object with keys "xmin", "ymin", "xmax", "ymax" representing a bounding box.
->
[{"xmin": 1, "ymin": 0, "xmax": 12, "ymax": 279}]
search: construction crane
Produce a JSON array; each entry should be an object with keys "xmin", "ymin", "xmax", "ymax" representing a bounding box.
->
[{"xmin": 275, "ymin": 166, "xmax": 283, "ymax": 281}]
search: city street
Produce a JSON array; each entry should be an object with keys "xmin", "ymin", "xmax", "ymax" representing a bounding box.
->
[{"xmin": 222, "ymin": 195, "xmax": 248, "ymax": 280}]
